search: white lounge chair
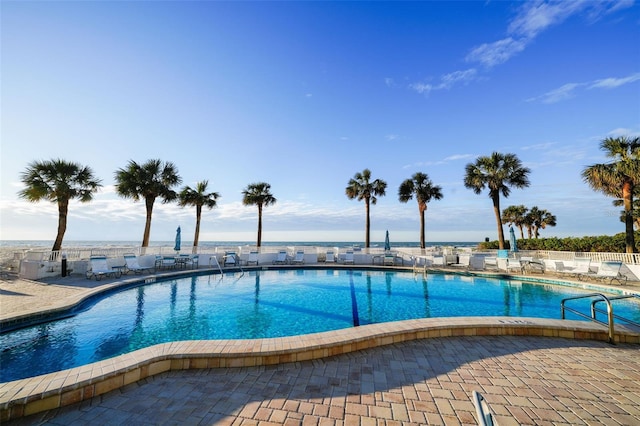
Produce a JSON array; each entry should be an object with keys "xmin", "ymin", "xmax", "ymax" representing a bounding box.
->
[
  {"xmin": 157, "ymin": 256, "xmax": 176, "ymax": 270},
  {"xmin": 245, "ymin": 251, "xmax": 259, "ymax": 266},
  {"xmin": 123, "ymin": 253, "xmax": 154, "ymax": 274},
  {"xmin": 582, "ymin": 261, "xmax": 627, "ymax": 284},
  {"xmin": 506, "ymin": 258, "xmax": 523, "ymax": 274},
  {"xmin": 325, "ymin": 250, "xmax": 336, "ymax": 263},
  {"xmin": 558, "ymin": 258, "xmax": 591, "ymax": 279},
  {"xmin": 273, "ymin": 250, "xmax": 288, "ymax": 264},
  {"xmin": 223, "ymin": 251, "xmax": 238, "ymax": 267},
  {"xmin": 451, "ymin": 254, "xmax": 471, "ymax": 268},
  {"xmin": 291, "ymin": 250, "xmax": 305, "ymax": 264},
  {"xmin": 343, "ymin": 251, "xmax": 355, "ymax": 264},
  {"xmin": 469, "ymin": 255, "xmax": 485, "ymax": 271},
  {"xmin": 86, "ymin": 255, "xmax": 121, "ymax": 280}
]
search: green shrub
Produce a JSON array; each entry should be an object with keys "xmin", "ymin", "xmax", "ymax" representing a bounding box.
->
[{"xmin": 477, "ymin": 231, "xmax": 640, "ymax": 252}]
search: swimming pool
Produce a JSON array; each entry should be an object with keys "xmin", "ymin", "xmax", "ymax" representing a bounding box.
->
[{"xmin": 1, "ymin": 269, "xmax": 638, "ymax": 382}]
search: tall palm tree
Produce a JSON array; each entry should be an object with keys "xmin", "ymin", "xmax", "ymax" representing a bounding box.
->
[
  {"xmin": 346, "ymin": 169, "xmax": 387, "ymax": 248},
  {"xmin": 582, "ymin": 136, "xmax": 640, "ymax": 253},
  {"xmin": 242, "ymin": 182, "xmax": 276, "ymax": 247},
  {"xmin": 464, "ymin": 152, "xmax": 531, "ymax": 249},
  {"xmin": 18, "ymin": 159, "xmax": 102, "ymax": 252},
  {"xmin": 115, "ymin": 159, "xmax": 182, "ymax": 247},
  {"xmin": 502, "ymin": 205, "xmax": 529, "ymax": 239},
  {"xmin": 525, "ymin": 206, "xmax": 557, "ymax": 238},
  {"xmin": 398, "ymin": 172, "xmax": 443, "ymax": 249},
  {"xmin": 178, "ymin": 180, "xmax": 220, "ymax": 253},
  {"xmin": 614, "ymin": 193, "xmax": 640, "ymax": 230}
]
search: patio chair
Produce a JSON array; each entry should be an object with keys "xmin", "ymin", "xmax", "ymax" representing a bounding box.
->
[
  {"xmin": 383, "ymin": 251, "xmax": 395, "ymax": 266},
  {"xmin": 558, "ymin": 258, "xmax": 591, "ymax": 279},
  {"xmin": 291, "ymin": 250, "xmax": 305, "ymax": 264},
  {"xmin": 123, "ymin": 253, "xmax": 154, "ymax": 274},
  {"xmin": 245, "ymin": 251, "xmax": 259, "ymax": 266},
  {"xmin": 343, "ymin": 250, "xmax": 355, "ymax": 265},
  {"xmin": 468, "ymin": 255, "xmax": 485, "ymax": 271},
  {"xmin": 157, "ymin": 256, "xmax": 177, "ymax": 270},
  {"xmin": 223, "ymin": 251, "xmax": 238, "ymax": 267},
  {"xmin": 506, "ymin": 258, "xmax": 523, "ymax": 274},
  {"xmin": 325, "ymin": 250, "xmax": 336, "ymax": 263},
  {"xmin": 582, "ymin": 261, "xmax": 627, "ymax": 284},
  {"xmin": 273, "ymin": 250, "xmax": 288, "ymax": 264},
  {"xmin": 86, "ymin": 255, "xmax": 121, "ymax": 280}
]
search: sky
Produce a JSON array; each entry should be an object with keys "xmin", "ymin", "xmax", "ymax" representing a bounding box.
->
[{"xmin": 1, "ymin": 0, "xmax": 639, "ymax": 245}]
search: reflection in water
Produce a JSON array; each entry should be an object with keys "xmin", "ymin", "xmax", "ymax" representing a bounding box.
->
[
  {"xmin": 420, "ymin": 275, "xmax": 430, "ymax": 317},
  {"xmin": 385, "ymin": 272, "xmax": 392, "ymax": 296},
  {"xmin": 237, "ymin": 272, "xmax": 271, "ymax": 338}
]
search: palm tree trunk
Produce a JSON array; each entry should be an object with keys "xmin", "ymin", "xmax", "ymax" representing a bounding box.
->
[
  {"xmin": 193, "ymin": 205, "xmax": 202, "ymax": 254},
  {"xmin": 518, "ymin": 226, "xmax": 525, "ymax": 239},
  {"xmin": 142, "ymin": 197, "xmax": 154, "ymax": 248},
  {"xmin": 492, "ymin": 194, "xmax": 505, "ymax": 249},
  {"xmin": 365, "ymin": 198, "xmax": 371, "ymax": 248},
  {"xmin": 257, "ymin": 204, "xmax": 263, "ymax": 247},
  {"xmin": 52, "ymin": 200, "xmax": 68, "ymax": 252},
  {"xmin": 419, "ymin": 203, "xmax": 426, "ymax": 249},
  {"xmin": 623, "ymin": 180, "xmax": 636, "ymax": 253}
]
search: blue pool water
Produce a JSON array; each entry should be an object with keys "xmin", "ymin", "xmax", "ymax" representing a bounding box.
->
[{"xmin": 1, "ymin": 269, "xmax": 638, "ymax": 382}]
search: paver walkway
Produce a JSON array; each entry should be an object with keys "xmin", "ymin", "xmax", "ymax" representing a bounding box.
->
[{"xmin": 6, "ymin": 335, "xmax": 640, "ymax": 425}]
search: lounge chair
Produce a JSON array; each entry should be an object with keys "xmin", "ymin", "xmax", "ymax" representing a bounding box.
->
[
  {"xmin": 506, "ymin": 258, "xmax": 523, "ymax": 274},
  {"xmin": 469, "ymin": 255, "xmax": 485, "ymax": 271},
  {"xmin": 223, "ymin": 251, "xmax": 238, "ymax": 267},
  {"xmin": 325, "ymin": 250, "xmax": 336, "ymax": 263},
  {"xmin": 245, "ymin": 251, "xmax": 259, "ymax": 266},
  {"xmin": 343, "ymin": 251, "xmax": 355, "ymax": 264},
  {"xmin": 383, "ymin": 251, "xmax": 395, "ymax": 266},
  {"xmin": 582, "ymin": 261, "xmax": 627, "ymax": 284},
  {"xmin": 291, "ymin": 250, "xmax": 305, "ymax": 264},
  {"xmin": 451, "ymin": 254, "xmax": 471, "ymax": 268},
  {"xmin": 123, "ymin": 253, "xmax": 154, "ymax": 274},
  {"xmin": 273, "ymin": 250, "xmax": 288, "ymax": 264},
  {"xmin": 157, "ymin": 256, "xmax": 176, "ymax": 270},
  {"xmin": 558, "ymin": 258, "xmax": 591, "ymax": 279},
  {"xmin": 521, "ymin": 256, "xmax": 545, "ymax": 274},
  {"xmin": 86, "ymin": 255, "xmax": 121, "ymax": 280}
]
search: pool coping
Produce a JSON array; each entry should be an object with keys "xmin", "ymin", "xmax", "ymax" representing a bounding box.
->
[{"xmin": 2, "ymin": 266, "xmax": 639, "ymax": 421}]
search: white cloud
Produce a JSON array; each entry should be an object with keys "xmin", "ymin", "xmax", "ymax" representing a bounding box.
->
[
  {"xmin": 410, "ymin": 69, "xmax": 477, "ymax": 95},
  {"xmin": 466, "ymin": 1, "xmax": 633, "ymax": 69},
  {"xmin": 465, "ymin": 38, "xmax": 526, "ymax": 68},
  {"xmin": 588, "ymin": 72, "xmax": 640, "ymax": 89},
  {"xmin": 528, "ymin": 72, "xmax": 640, "ymax": 104}
]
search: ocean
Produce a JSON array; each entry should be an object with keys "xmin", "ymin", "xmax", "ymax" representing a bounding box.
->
[{"xmin": 0, "ymin": 240, "xmax": 480, "ymax": 249}]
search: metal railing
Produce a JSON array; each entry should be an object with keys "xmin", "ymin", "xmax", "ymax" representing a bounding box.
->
[
  {"xmin": 592, "ymin": 295, "xmax": 640, "ymax": 328},
  {"xmin": 561, "ymin": 293, "xmax": 618, "ymax": 343}
]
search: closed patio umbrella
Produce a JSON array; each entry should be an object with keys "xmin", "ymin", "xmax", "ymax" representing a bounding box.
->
[
  {"xmin": 384, "ymin": 230, "xmax": 391, "ymax": 251},
  {"xmin": 509, "ymin": 226, "xmax": 517, "ymax": 252},
  {"xmin": 174, "ymin": 226, "xmax": 181, "ymax": 252}
]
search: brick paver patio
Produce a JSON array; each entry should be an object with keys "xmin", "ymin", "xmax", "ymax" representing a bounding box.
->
[{"xmin": 6, "ymin": 335, "xmax": 640, "ymax": 425}]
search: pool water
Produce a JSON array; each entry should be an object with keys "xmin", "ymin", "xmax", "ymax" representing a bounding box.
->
[{"xmin": 1, "ymin": 269, "xmax": 638, "ymax": 382}]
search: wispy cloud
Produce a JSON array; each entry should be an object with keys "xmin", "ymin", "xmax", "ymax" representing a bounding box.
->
[
  {"xmin": 403, "ymin": 153, "xmax": 475, "ymax": 169},
  {"xmin": 466, "ymin": 1, "xmax": 631, "ymax": 69},
  {"xmin": 409, "ymin": 69, "xmax": 478, "ymax": 95},
  {"xmin": 527, "ymin": 72, "xmax": 640, "ymax": 104},
  {"xmin": 588, "ymin": 72, "xmax": 640, "ymax": 89}
]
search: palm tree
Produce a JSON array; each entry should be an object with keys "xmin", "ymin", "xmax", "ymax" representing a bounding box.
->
[
  {"xmin": 242, "ymin": 182, "xmax": 276, "ymax": 247},
  {"xmin": 18, "ymin": 159, "xmax": 102, "ymax": 252},
  {"xmin": 178, "ymin": 180, "xmax": 220, "ymax": 253},
  {"xmin": 464, "ymin": 152, "xmax": 531, "ymax": 249},
  {"xmin": 398, "ymin": 172, "xmax": 443, "ymax": 249},
  {"xmin": 502, "ymin": 205, "xmax": 529, "ymax": 239},
  {"xmin": 345, "ymin": 169, "xmax": 387, "ymax": 248},
  {"xmin": 582, "ymin": 136, "xmax": 640, "ymax": 253},
  {"xmin": 114, "ymin": 159, "xmax": 182, "ymax": 247},
  {"xmin": 525, "ymin": 206, "xmax": 557, "ymax": 238},
  {"xmin": 614, "ymin": 193, "xmax": 640, "ymax": 230}
]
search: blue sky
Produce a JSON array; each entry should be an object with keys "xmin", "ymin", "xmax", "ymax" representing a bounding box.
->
[{"xmin": 1, "ymin": 1, "xmax": 639, "ymax": 244}]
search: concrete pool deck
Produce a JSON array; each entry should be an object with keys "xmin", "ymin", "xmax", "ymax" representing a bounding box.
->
[{"xmin": 1, "ymin": 266, "xmax": 639, "ymax": 424}]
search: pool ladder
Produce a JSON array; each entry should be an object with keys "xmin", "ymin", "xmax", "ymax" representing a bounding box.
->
[{"xmin": 561, "ymin": 293, "xmax": 640, "ymax": 344}]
